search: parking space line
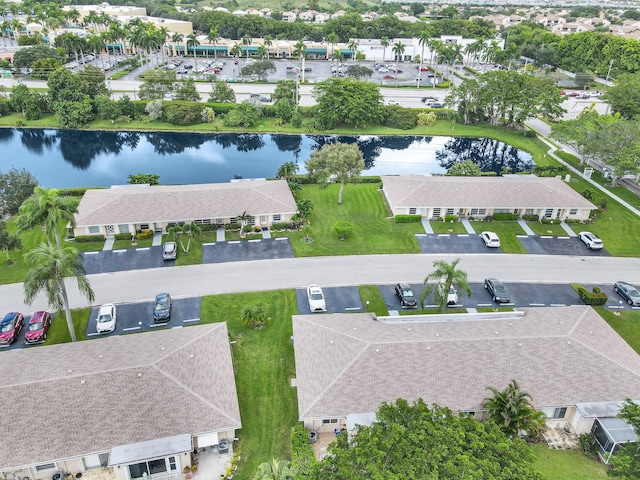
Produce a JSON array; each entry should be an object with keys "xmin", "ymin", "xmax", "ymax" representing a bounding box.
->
[
  {"xmin": 529, "ymin": 303, "xmax": 545, "ymax": 306},
  {"xmin": 123, "ymin": 326, "xmax": 141, "ymax": 331},
  {"xmin": 516, "ymin": 235, "xmax": 528, "ymax": 238},
  {"xmin": 86, "ymin": 332, "xmax": 101, "ymax": 336},
  {"xmin": 415, "ymin": 234, "xmax": 426, "ymax": 237},
  {"xmin": 113, "ymin": 249, "xmax": 127, "ymax": 253},
  {"xmin": 172, "ymin": 326, "xmax": 183, "ymax": 329},
  {"xmin": 423, "ymin": 304, "xmax": 437, "ymax": 308},
  {"xmin": 437, "ymin": 234, "xmax": 450, "ymax": 237},
  {"xmin": 344, "ymin": 307, "xmax": 362, "ymax": 311},
  {"xmin": 458, "ymin": 234, "xmax": 469, "ymax": 237},
  {"xmin": 477, "ymin": 303, "xmax": 492, "ymax": 307},
  {"xmin": 203, "ymin": 242, "xmax": 215, "ymax": 246},
  {"xmin": 183, "ymin": 318, "xmax": 200, "ymax": 323},
  {"xmin": 148, "ymin": 323, "xmax": 166, "ymax": 328},
  {"xmin": 136, "ymin": 247, "xmax": 150, "ymax": 251},
  {"xmin": 0, "ymin": 345, "xmax": 10, "ymax": 348},
  {"xmin": 84, "ymin": 251, "xmax": 99, "ymax": 255},
  {"xmin": 503, "ymin": 303, "xmax": 515, "ymax": 306},
  {"xmin": 249, "ymin": 239, "xmax": 261, "ymax": 243},
  {"xmin": 540, "ymin": 236, "xmax": 553, "ymax": 239},
  {"xmin": 228, "ymin": 241, "xmax": 240, "ymax": 244},
  {"xmin": 275, "ymin": 237, "xmax": 288, "ymax": 241},
  {"xmin": 558, "ymin": 236, "xmax": 570, "ymax": 240},
  {"xmin": 550, "ymin": 303, "xmax": 566, "ymax": 307}
]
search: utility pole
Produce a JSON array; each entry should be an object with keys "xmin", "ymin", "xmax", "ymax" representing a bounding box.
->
[{"xmin": 605, "ymin": 59, "xmax": 614, "ymax": 84}]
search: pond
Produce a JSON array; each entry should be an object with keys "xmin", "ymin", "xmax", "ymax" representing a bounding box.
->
[{"xmin": 0, "ymin": 129, "xmax": 534, "ymax": 188}]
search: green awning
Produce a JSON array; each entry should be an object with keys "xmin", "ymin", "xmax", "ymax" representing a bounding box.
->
[
  {"xmin": 241, "ymin": 46, "xmax": 258, "ymax": 53},
  {"xmin": 306, "ymin": 48, "xmax": 327, "ymax": 54}
]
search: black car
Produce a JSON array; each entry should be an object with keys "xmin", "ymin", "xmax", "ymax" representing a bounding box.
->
[
  {"xmin": 484, "ymin": 278, "xmax": 511, "ymax": 303},
  {"xmin": 394, "ymin": 282, "xmax": 418, "ymax": 308},
  {"xmin": 614, "ymin": 281, "xmax": 640, "ymax": 307},
  {"xmin": 153, "ymin": 293, "xmax": 172, "ymax": 322}
]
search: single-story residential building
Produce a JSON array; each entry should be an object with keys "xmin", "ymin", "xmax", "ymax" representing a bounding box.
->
[
  {"xmin": 72, "ymin": 179, "xmax": 298, "ymax": 239},
  {"xmin": 0, "ymin": 323, "xmax": 241, "ymax": 480},
  {"xmin": 381, "ymin": 175, "xmax": 596, "ymax": 221},
  {"xmin": 292, "ymin": 307, "xmax": 640, "ymax": 451}
]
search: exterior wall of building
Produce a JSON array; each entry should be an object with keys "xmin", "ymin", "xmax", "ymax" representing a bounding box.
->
[
  {"xmin": 304, "ymin": 418, "xmax": 346, "ymax": 433},
  {"xmin": 393, "ymin": 206, "xmax": 590, "ymax": 221}
]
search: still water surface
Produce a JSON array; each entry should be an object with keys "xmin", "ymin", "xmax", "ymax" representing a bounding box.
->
[{"xmin": 0, "ymin": 129, "xmax": 534, "ymax": 188}]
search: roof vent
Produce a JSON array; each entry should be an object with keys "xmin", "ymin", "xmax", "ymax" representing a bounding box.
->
[
  {"xmin": 329, "ymin": 340, "xmax": 334, "ymax": 344},
  {"xmin": 68, "ymin": 369, "xmax": 73, "ymax": 373},
  {"xmin": 80, "ymin": 380, "xmax": 86, "ymax": 385},
  {"xmin": 435, "ymin": 333, "xmax": 439, "ymax": 337},
  {"xmin": 189, "ymin": 354, "xmax": 195, "ymax": 358},
  {"xmin": 161, "ymin": 346, "xmax": 166, "ymax": 350},
  {"xmin": 137, "ymin": 372, "xmax": 143, "ymax": 377},
  {"xmin": 98, "ymin": 355, "xmax": 103, "ymax": 359},
  {"xmin": 518, "ymin": 343, "xmax": 522, "ymax": 347},
  {"xmin": 494, "ymin": 331, "xmax": 499, "ymax": 335},
  {"xmin": 375, "ymin": 348, "xmax": 379, "ymax": 352}
]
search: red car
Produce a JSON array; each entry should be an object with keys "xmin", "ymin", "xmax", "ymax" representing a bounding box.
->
[
  {"xmin": 383, "ymin": 74, "xmax": 395, "ymax": 80},
  {"xmin": 0, "ymin": 312, "xmax": 24, "ymax": 345},
  {"xmin": 417, "ymin": 66, "xmax": 429, "ymax": 71},
  {"xmin": 24, "ymin": 311, "xmax": 52, "ymax": 344}
]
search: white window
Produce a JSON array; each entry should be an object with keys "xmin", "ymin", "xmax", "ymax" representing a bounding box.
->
[
  {"xmin": 35, "ymin": 464, "xmax": 56, "ymax": 472},
  {"xmin": 88, "ymin": 226, "xmax": 100, "ymax": 234},
  {"xmin": 552, "ymin": 407, "xmax": 567, "ymax": 419},
  {"xmin": 273, "ymin": 214, "xmax": 281, "ymax": 221},
  {"xmin": 478, "ymin": 209, "xmax": 486, "ymax": 215},
  {"xmin": 194, "ymin": 219, "xmax": 212, "ymax": 225},
  {"xmin": 322, "ymin": 418, "xmax": 338, "ymax": 424},
  {"xmin": 494, "ymin": 208, "xmax": 510, "ymax": 214},
  {"xmin": 408, "ymin": 207, "xmax": 417, "ymax": 215},
  {"xmin": 118, "ymin": 224, "xmax": 129, "ymax": 234},
  {"xmin": 569, "ymin": 209, "xmax": 578, "ymax": 215},
  {"xmin": 215, "ymin": 218, "xmax": 224, "ymax": 224}
]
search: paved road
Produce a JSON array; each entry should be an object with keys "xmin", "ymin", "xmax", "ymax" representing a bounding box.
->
[{"xmin": 3, "ymin": 253, "xmax": 640, "ymax": 314}]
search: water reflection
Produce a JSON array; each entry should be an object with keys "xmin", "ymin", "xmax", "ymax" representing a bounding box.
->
[{"xmin": 1, "ymin": 129, "xmax": 533, "ymax": 188}]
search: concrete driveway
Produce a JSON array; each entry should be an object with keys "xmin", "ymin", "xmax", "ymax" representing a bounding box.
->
[
  {"xmin": 416, "ymin": 234, "xmax": 503, "ymax": 254},
  {"xmin": 85, "ymin": 296, "xmax": 202, "ymax": 337},
  {"xmin": 296, "ymin": 286, "xmax": 363, "ymax": 314},
  {"xmin": 83, "ymin": 246, "xmax": 173, "ymax": 274},
  {"xmin": 202, "ymin": 238, "xmax": 294, "ymax": 264},
  {"xmin": 517, "ymin": 236, "xmax": 610, "ymax": 256}
]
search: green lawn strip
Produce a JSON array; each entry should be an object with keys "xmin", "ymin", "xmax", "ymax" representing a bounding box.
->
[
  {"xmin": 475, "ymin": 307, "xmax": 515, "ymax": 312},
  {"xmin": 200, "ymin": 291, "xmax": 299, "ymax": 479},
  {"xmin": 525, "ymin": 221, "xmax": 568, "ymax": 236},
  {"xmin": 473, "ymin": 221, "xmax": 527, "ymax": 254},
  {"xmin": 272, "ymin": 184, "xmax": 422, "ymax": 256},
  {"xmin": 530, "ymin": 443, "xmax": 607, "ymax": 480},
  {"xmin": 430, "ymin": 220, "xmax": 467, "ymax": 234},
  {"xmin": 358, "ymin": 285, "xmax": 390, "ymax": 316},
  {"xmin": 594, "ymin": 307, "xmax": 640, "ymax": 354},
  {"xmin": 113, "ymin": 237, "xmax": 153, "ymax": 249},
  {"xmin": 168, "ymin": 231, "xmax": 215, "ymax": 266},
  {"xmin": 46, "ymin": 307, "xmax": 92, "ymax": 344},
  {"xmin": 399, "ymin": 307, "xmax": 468, "ymax": 315}
]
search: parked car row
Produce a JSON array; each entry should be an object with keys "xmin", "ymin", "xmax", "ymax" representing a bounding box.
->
[
  {"xmin": 95, "ymin": 293, "xmax": 173, "ymax": 334},
  {"xmin": 0, "ymin": 311, "xmax": 51, "ymax": 345}
]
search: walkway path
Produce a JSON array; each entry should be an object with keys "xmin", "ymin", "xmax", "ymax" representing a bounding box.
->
[
  {"xmin": 261, "ymin": 228, "xmax": 272, "ymax": 239},
  {"xmin": 216, "ymin": 227, "xmax": 225, "ymax": 242},
  {"xmin": 460, "ymin": 218, "xmax": 475, "ymax": 234},
  {"xmin": 560, "ymin": 221, "xmax": 577, "ymax": 237},
  {"xmin": 152, "ymin": 232, "xmax": 163, "ymax": 246},
  {"xmin": 421, "ymin": 219, "xmax": 434, "ymax": 234},
  {"xmin": 103, "ymin": 237, "xmax": 115, "ymax": 251},
  {"xmin": 517, "ymin": 219, "xmax": 535, "ymax": 236}
]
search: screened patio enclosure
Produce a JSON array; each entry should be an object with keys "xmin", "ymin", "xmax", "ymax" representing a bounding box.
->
[{"xmin": 591, "ymin": 417, "xmax": 638, "ymax": 464}]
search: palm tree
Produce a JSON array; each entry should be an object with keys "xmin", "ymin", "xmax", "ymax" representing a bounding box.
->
[
  {"xmin": 167, "ymin": 224, "xmax": 185, "ymax": 251},
  {"xmin": 241, "ymin": 34, "xmax": 252, "ymax": 60},
  {"xmin": 254, "ymin": 459, "xmax": 295, "ymax": 480},
  {"xmin": 483, "ymin": 379, "xmax": 547, "ymax": 439},
  {"xmin": 347, "ymin": 39, "xmax": 358, "ymax": 61},
  {"xmin": 86, "ymin": 33, "xmax": 105, "ymax": 68},
  {"xmin": 240, "ymin": 303, "xmax": 267, "ymax": 329},
  {"xmin": 236, "ymin": 211, "xmax": 251, "ymax": 237},
  {"xmin": 326, "ymin": 32, "xmax": 338, "ymax": 59},
  {"xmin": 293, "ymin": 40, "xmax": 306, "ymax": 60},
  {"xmin": 23, "ymin": 243, "xmax": 94, "ymax": 343},
  {"xmin": 16, "ymin": 188, "xmax": 78, "ymax": 250},
  {"xmin": 380, "ymin": 35, "xmax": 389, "ymax": 62},
  {"xmin": 465, "ymin": 38, "xmax": 484, "ymax": 67},
  {"xmin": 295, "ymin": 198, "xmax": 313, "ymax": 223},
  {"xmin": 186, "ymin": 33, "xmax": 200, "ymax": 69},
  {"xmin": 108, "ymin": 22, "xmax": 126, "ymax": 56},
  {"xmin": 482, "ymin": 40, "xmax": 502, "ymax": 71},
  {"xmin": 257, "ymin": 44, "xmax": 268, "ymax": 59},
  {"xmin": 156, "ymin": 26, "xmax": 169, "ymax": 65},
  {"xmin": 171, "ymin": 32, "xmax": 183, "ymax": 57},
  {"xmin": 181, "ymin": 222, "xmax": 201, "ymax": 253},
  {"xmin": 207, "ymin": 28, "xmax": 219, "ymax": 60},
  {"xmin": 263, "ymin": 35, "xmax": 273, "ymax": 58},
  {"xmin": 419, "ymin": 258, "xmax": 472, "ymax": 312},
  {"xmin": 417, "ymin": 30, "xmax": 430, "ymax": 68},
  {"xmin": 230, "ymin": 42, "xmax": 241, "ymax": 59},
  {"xmin": 392, "ymin": 41, "xmax": 405, "ymax": 63},
  {"xmin": 276, "ymin": 161, "xmax": 298, "ymax": 181}
]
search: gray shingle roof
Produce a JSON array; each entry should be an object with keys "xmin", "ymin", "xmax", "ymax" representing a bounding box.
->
[
  {"xmin": 292, "ymin": 307, "xmax": 640, "ymax": 420},
  {"xmin": 381, "ymin": 175, "xmax": 596, "ymax": 210},
  {"xmin": 74, "ymin": 180, "xmax": 297, "ymax": 227},
  {"xmin": 0, "ymin": 323, "xmax": 241, "ymax": 469}
]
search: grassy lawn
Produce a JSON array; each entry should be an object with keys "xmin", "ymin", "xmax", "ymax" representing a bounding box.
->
[
  {"xmin": 113, "ymin": 237, "xmax": 154, "ymax": 249},
  {"xmin": 166, "ymin": 231, "xmax": 216, "ymax": 266},
  {"xmin": 358, "ymin": 285, "xmax": 390, "ymax": 316},
  {"xmin": 46, "ymin": 308, "xmax": 93, "ymax": 344},
  {"xmin": 525, "ymin": 221, "xmax": 568, "ymax": 236},
  {"xmin": 200, "ymin": 290, "xmax": 299, "ymax": 480},
  {"xmin": 430, "ymin": 220, "xmax": 467, "ymax": 234},
  {"xmin": 530, "ymin": 444, "xmax": 607, "ymax": 480},
  {"xmin": 272, "ymin": 183, "xmax": 423, "ymax": 256},
  {"xmin": 595, "ymin": 307, "xmax": 640, "ymax": 354},
  {"xmin": 399, "ymin": 307, "xmax": 468, "ymax": 315},
  {"xmin": 473, "ymin": 221, "xmax": 528, "ymax": 254}
]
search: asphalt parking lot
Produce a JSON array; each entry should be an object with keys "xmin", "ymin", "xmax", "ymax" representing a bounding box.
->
[
  {"xmin": 415, "ymin": 234, "xmax": 503, "ymax": 254},
  {"xmin": 83, "ymin": 246, "xmax": 173, "ymax": 274},
  {"xmin": 202, "ymin": 238, "xmax": 294, "ymax": 264},
  {"xmin": 85, "ymin": 296, "xmax": 202, "ymax": 337},
  {"xmin": 517, "ymin": 236, "xmax": 610, "ymax": 256},
  {"xmin": 296, "ymin": 286, "xmax": 363, "ymax": 314}
]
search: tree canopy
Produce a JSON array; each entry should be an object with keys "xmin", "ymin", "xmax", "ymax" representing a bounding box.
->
[
  {"xmin": 309, "ymin": 398, "xmax": 544, "ymax": 480},
  {"xmin": 305, "ymin": 142, "xmax": 364, "ymax": 204},
  {"xmin": 601, "ymin": 72, "xmax": 640, "ymax": 119},
  {"xmin": 609, "ymin": 399, "xmax": 640, "ymax": 478},
  {"xmin": 313, "ymin": 78, "xmax": 384, "ymax": 129},
  {"xmin": 420, "ymin": 258, "xmax": 472, "ymax": 312},
  {"xmin": 447, "ymin": 160, "xmax": 483, "ymax": 176},
  {"xmin": 208, "ymin": 81, "xmax": 236, "ymax": 103},
  {"xmin": 0, "ymin": 168, "xmax": 39, "ymax": 216}
]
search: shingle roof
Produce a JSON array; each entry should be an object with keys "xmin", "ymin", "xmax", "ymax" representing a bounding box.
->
[
  {"xmin": 0, "ymin": 324, "xmax": 241, "ymax": 469},
  {"xmin": 74, "ymin": 180, "xmax": 297, "ymax": 227},
  {"xmin": 381, "ymin": 175, "xmax": 596, "ymax": 210},
  {"xmin": 292, "ymin": 307, "xmax": 640, "ymax": 420}
]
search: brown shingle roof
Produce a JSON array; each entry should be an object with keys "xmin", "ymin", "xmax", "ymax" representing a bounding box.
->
[
  {"xmin": 381, "ymin": 175, "xmax": 596, "ymax": 211},
  {"xmin": 74, "ymin": 180, "xmax": 297, "ymax": 226},
  {"xmin": 293, "ymin": 307, "xmax": 640, "ymax": 420},
  {"xmin": 0, "ymin": 324, "xmax": 241, "ymax": 469}
]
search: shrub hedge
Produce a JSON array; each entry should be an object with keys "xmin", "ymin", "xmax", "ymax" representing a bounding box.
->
[
  {"xmin": 574, "ymin": 284, "xmax": 608, "ymax": 306},
  {"xmin": 395, "ymin": 214, "xmax": 422, "ymax": 223},
  {"xmin": 114, "ymin": 233, "xmax": 133, "ymax": 240},
  {"xmin": 521, "ymin": 214, "xmax": 539, "ymax": 222},
  {"xmin": 492, "ymin": 212, "xmax": 520, "ymax": 221},
  {"xmin": 136, "ymin": 229, "xmax": 154, "ymax": 239},
  {"xmin": 74, "ymin": 235, "xmax": 105, "ymax": 243},
  {"xmin": 444, "ymin": 214, "xmax": 458, "ymax": 223},
  {"xmin": 290, "ymin": 425, "xmax": 316, "ymax": 476},
  {"xmin": 382, "ymin": 106, "xmax": 418, "ymax": 130}
]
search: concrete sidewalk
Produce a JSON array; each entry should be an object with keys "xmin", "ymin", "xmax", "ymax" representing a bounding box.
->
[{"xmin": 517, "ymin": 219, "xmax": 535, "ymax": 236}]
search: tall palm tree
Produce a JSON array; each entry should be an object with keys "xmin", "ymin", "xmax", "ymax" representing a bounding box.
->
[
  {"xmin": 483, "ymin": 379, "xmax": 547, "ymax": 439},
  {"xmin": 236, "ymin": 211, "xmax": 251, "ymax": 237},
  {"xmin": 257, "ymin": 44, "xmax": 268, "ymax": 59},
  {"xmin": 23, "ymin": 243, "xmax": 94, "ymax": 343},
  {"xmin": 295, "ymin": 198, "xmax": 313, "ymax": 223},
  {"xmin": 186, "ymin": 33, "xmax": 200, "ymax": 69},
  {"xmin": 156, "ymin": 26, "xmax": 169, "ymax": 65},
  {"xmin": 293, "ymin": 40, "xmax": 306, "ymax": 63},
  {"xmin": 276, "ymin": 161, "xmax": 298, "ymax": 181},
  {"xmin": 241, "ymin": 34, "xmax": 252, "ymax": 60},
  {"xmin": 171, "ymin": 32, "xmax": 183, "ymax": 57},
  {"xmin": 10, "ymin": 18, "xmax": 21, "ymax": 42},
  {"xmin": 207, "ymin": 28, "xmax": 219, "ymax": 60},
  {"xmin": 347, "ymin": 39, "xmax": 358, "ymax": 61},
  {"xmin": 254, "ymin": 459, "xmax": 295, "ymax": 480},
  {"xmin": 108, "ymin": 22, "xmax": 126, "ymax": 56},
  {"xmin": 392, "ymin": 41, "xmax": 405, "ymax": 63},
  {"xmin": 16, "ymin": 187, "xmax": 78, "ymax": 250},
  {"xmin": 420, "ymin": 258, "xmax": 472, "ymax": 312},
  {"xmin": 380, "ymin": 35, "xmax": 389, "ymax": 62},
  {"xmin": 263, "ymin": 34, "xmax": 273, "ymax": 58},
  {"xmin": 417, "ymin": 30, "xmax": 430, "ymax": 68},
  {"xmin": 326, "ymin": 32, "xmax": 339, "ymax": 59},
  {"xmin": 465, "ymin": 38, "xmax": 484, "ymax": 67},
  {"xmin": 230, "ymin": 42, "xmax": 241, "ymax": 59},
  {"xmin": 86, "ymin": 33, "xmax": 105, "ymax": 68},
  {"xmin": 482, "ymin": 40, "xmax": 502, "ymax": 71}
]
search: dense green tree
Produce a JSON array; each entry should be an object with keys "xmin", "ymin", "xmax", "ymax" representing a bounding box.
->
[
  {"xmin": 208, "ymin": 81, "xmax": 236, "ymax": 103},
  {"xmin": 591, "ymin": 118, "xmax": 640, "ymax": 186},
  {"xmin": 345, "ymin": 65, "xmax": 373, "ymax": 78},
  {"xmin": 12, "ymin": 44, "xmax": 64, "ymax": 69},
  {"xmin": 274, "ymin": 99, "xmax": 294, "ymax": 123},
  {"xmin": 271, "ymin": 80, "xmax": 297, "ymax": 104},
  {"xmin": 31, "ymin": 57, "xmax": 62, "ymax": 80},
  {"xmin": 309, "ymin": 399, "xmax": 543, "ymax": 480},
  {"xmin": 47, "ymin": 67, "xmax": 86, "ymax": 104},
  {"xmin": 609, "ymin": 399, "xmax": 640, "ymax": 477},
  {"xmin": 95, "ymin": 95, "xmax": 120, "ymax": 121},
  {"xmin": 80, "ymin": 65, "xmax": 109, "ymax": 99},
  {"xmin": 601, "ymin": 72, "xmax": 640, "ymax": 119},
  {"xmin": 240, "ymin": 59, "xmax": 276, "ymax": 80},
  {"xmin": 0, "ymin": 168, "xmax": 39, "ymax": 215},
  {"xmin": 24, "ymin": 243, "xmax": 94, "ymax": 343},
  {"xmin": 313, "ymin": 77, "xmax": 384, "ymax": 129},
  {"xmin": 420, "ymin": 258, "xmax": 472, "ymax": 312},
  {"xmin": 128, "ymin": 173, "xmax": 160, "ymax": 185},
  {"xmin": 483, "ymin": 379, "xmax": 547, "ymax": 440},
  {"xmin": 0, "ymin": 220, "xmax": 21, "ymax": 264},
  {"xmin": 223, "ymin": 102, "xmax": 260, "ymax": 128},
  {"xmin": 55, "ymin": 99, "xmax": 94, "ymax": 128},
  {"xmin": 305, "ymin": 142, "xmax": 364, "ymax": 204},
  {"xmin": 139, "ymin": 68, "xmax": 176, "ymax": 100},
  {"xmin": 9, "ymin": 84, "xmax": 34, "ymax": 117},
  {"xmin": 174, "ymin": 78, "xmax": 200, "ymax": 102},
  {"xmin": 447, "ymin": 160, "xmax": 482, "ymax": 176},
  {"xmin": 550, "ymin": 111, "xmax": 615, "ymax": 167}
]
